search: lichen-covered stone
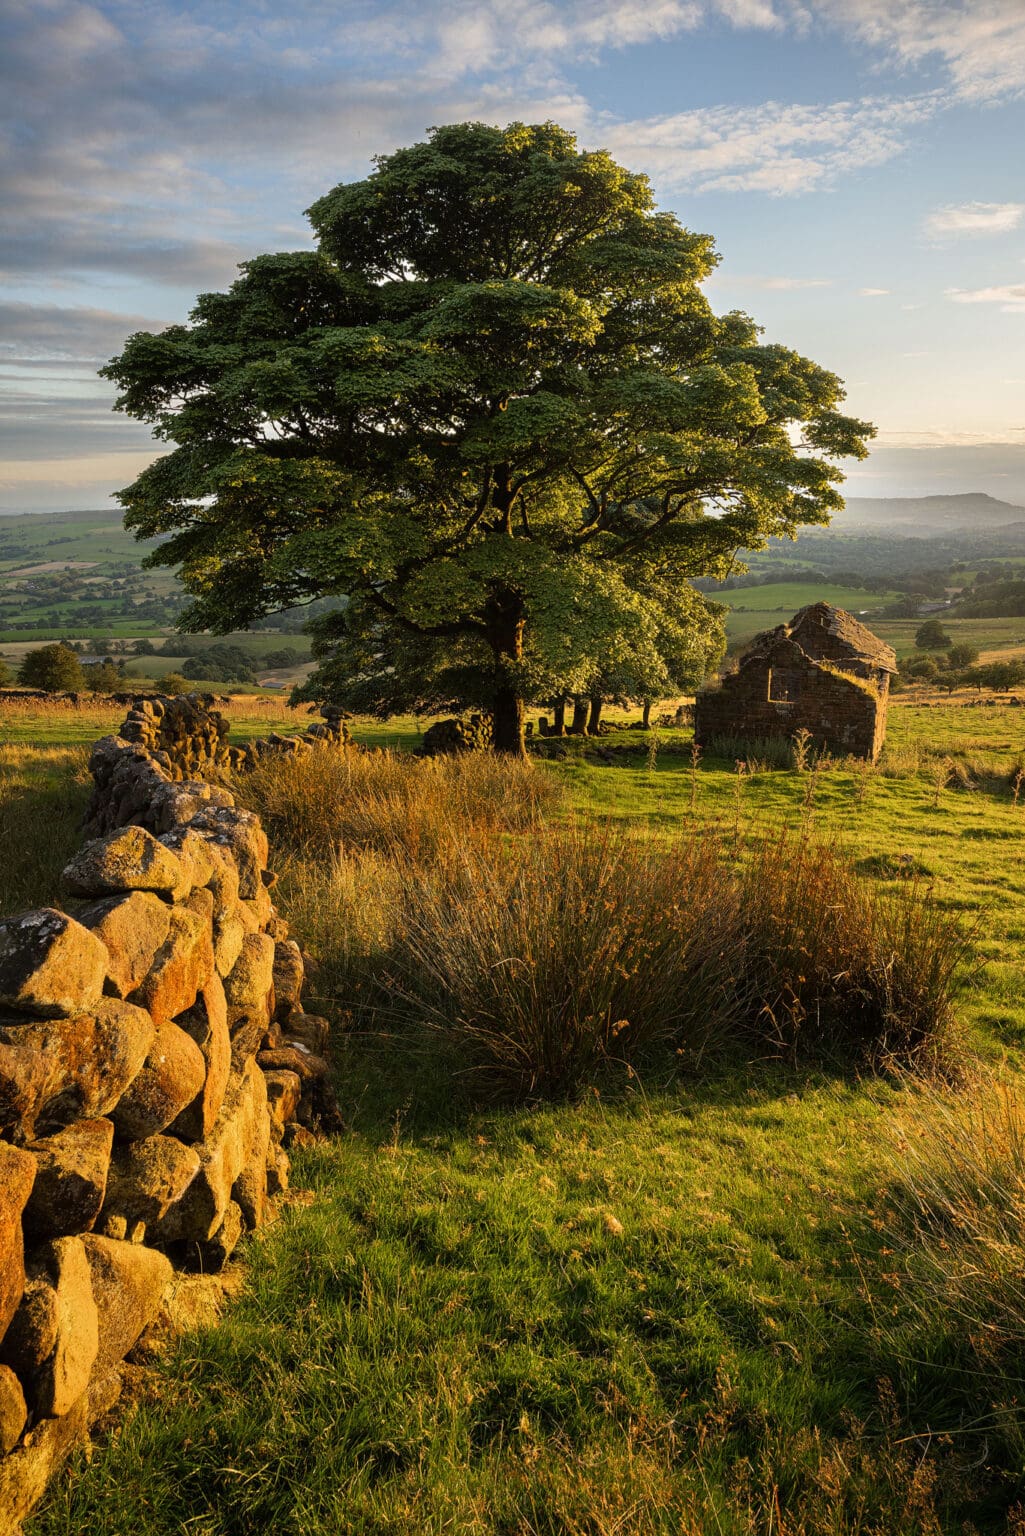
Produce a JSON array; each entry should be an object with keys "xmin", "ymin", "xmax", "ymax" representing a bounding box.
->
[
  {"xmin": 79, "ymin": 1237, "xmax": 172, "ymax": 1377},
  {"xmin": 3, "ymin": 1238, "xmax": 100, "ymax": 1421},
  {"xmin": 257, "ymin": 1045, "xmax": 329, "ymax": 1081},
  {"xmin": 159, "ymin": 827, "xmax": 215, "ymax": 896},
  {"xmin": 0, "ymin": 1000, "xmax": 154, "ymax": 1142},
  {"xmin": 76, "ymin": 892, "xmax": 171, "ymax": 1001},
  {"xmin": 271, "ymin": 940, "xmax": 304, "ymax": 1021},
  {"xmin": 0, "ymin": 1144, "xmax": 35, "ymax": 1338},
  {"xmin": 129, "ymin": 904, "xmax": 214, "ymax": 1025},
  {"xmin": 263, "ymin": 1069, "xmax": 302, "ymax": 1134},
  {"xmin": 151, "ymin": 1059, "xmax": 267, "ymax": 1244},
  {"xmin": 23, "ymin": 1119, "xmax": 114, "ymax": 1240},
  {"xmin": 102, "ymin": 1136, "xmax": 201, "ymax": 1227},
  {"xmin": 62, "ymin": 825, "xmax": 183, "ymax": 898},
  {"xmin": 0, "ymin": 1366, "xmax": 26, "ymax": 1455},
  {"xmin": 0, "ymin": 910, "xmax": 107, "ymax": 1020},
  {"xmin": 223, "ymin": 933, "xmax": 275, "ymax": 1027},
  {"xmin": 186, "ymin": 1200, "xmax": 244, "ymax": 1274},
  {"xmin": 111, "ymin": 1020, "xmax": 206, "ymax": 1140},
  {"xmin": 170, "ymin": 976, "xmax": 230, "ymax": 1141}
]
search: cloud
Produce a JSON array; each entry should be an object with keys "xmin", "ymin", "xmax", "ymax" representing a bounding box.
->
[
  {"xmin": 947, "ymin": 283, "xmax": 1025, "ymax": 313},
  {"xmin": 858, "ymin": 287, "xmax": 890, "ymax": 296},
  {"xmin": 815, "ymin": 0, "xmax": 1025, "ymax": 103},
  {"xmin": 925, "ymin": 201, "xmax": 1025, "ymax": 238},
  {"xmin": 0, "ymin": 303, "xmax": 171, "ymax": 364},
  {"xmin": 601, "ymin": 94, "xmax": 937, "ymax": 194}
]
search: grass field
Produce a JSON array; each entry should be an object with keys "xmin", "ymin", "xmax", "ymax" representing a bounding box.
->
[
  {"xmin": 721, "ymin": 582, "xmax": 898, "ymax": 647},
  {"xmin": 9, "ymin": 695, "xmax": 1025, "ymax": 1532}
]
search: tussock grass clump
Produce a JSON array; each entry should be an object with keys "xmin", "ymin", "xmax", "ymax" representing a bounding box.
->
[
  {"xmin": 741, "ymin": 834, "xmax": 972, "ymax": 1067},
  {"xmin": 392, "ymin": 826, "xmax": 743, "ymax": 1099},
  {"xmin": 388, "ymin": 826, "xmax": 969, "ymax": 1098},
  {"xmin": 235, "ymin": 746, "xmax": 554, "ymax": 861},
  {"xmin": 706, "ymin": 733, "xmax": 796, "ymax": 770}
]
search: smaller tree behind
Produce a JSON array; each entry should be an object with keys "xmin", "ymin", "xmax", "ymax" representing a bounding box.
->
[
  {"xmin": 17, "ymin": 643, "xmax": 85, "ymax": 692},
  {"xmin": 915, "ymin": 618, "xmax": 951, "ymax": 650},
  {"xmin": 0, "ymin": 655, "xmax": 13, "ymax": 688}
]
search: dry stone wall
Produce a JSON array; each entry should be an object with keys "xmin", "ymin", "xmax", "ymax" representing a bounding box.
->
[{"xmin": 0, "ymin": 696, "xmax": 338, "ymax": 1535}]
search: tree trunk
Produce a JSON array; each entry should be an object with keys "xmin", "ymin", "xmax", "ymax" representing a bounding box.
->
[
  {"xmin": 641, "ymin": 699, "xmax": 652, "ymax": 729},
  {"xmin": 587, "ymin": 695, "xmax": 603, "ymax": 734},
  {"xmin": 485, "ymin": 590, "xmax": 527, "ymax": 758},
  {"xmin": 552, "ymin": 698, "xmax": 566, "ymax": 736},
  {"xmin": 569, "ymin": 697, "xmax": 588, "ymax": 734}
]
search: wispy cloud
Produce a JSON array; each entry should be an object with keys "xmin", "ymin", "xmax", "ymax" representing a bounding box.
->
[
  {"xmin": 817, "ymin": 0, "xmax": 1025, "ymax": 103},
  {"xmin": 947, "ymin": 283, "xmax": 1025, "ymax": 313},
  {"xmin": 601, "ymin": 94, "xmax": 937, "ymax": 194},
  {"xmin": 926, "ymin": 201, "xmax": 1024, "ymax": 238},
  {"xmin": 858, "ymin": 287, "xmax": 890, "ymax": 296}
]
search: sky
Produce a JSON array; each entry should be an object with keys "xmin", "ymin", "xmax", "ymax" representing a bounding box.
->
[{"xmin": 1, "ymin": 0, "xmax": 1024, "ymax": 514}]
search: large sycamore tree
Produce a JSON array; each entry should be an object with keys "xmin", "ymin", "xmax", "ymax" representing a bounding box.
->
[{"xmin": 103, "ymin": 121, "xmax": 873, "ymax": 755}]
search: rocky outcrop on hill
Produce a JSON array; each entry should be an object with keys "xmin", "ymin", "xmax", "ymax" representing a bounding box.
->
[{"xmin": 0, "ymin": 696, "xmax": 338, "ymax": 1534}]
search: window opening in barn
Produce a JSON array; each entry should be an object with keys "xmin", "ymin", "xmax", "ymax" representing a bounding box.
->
[{"xmin": 768, "ymin": 667, "xmax": 801, "ymax": 703}]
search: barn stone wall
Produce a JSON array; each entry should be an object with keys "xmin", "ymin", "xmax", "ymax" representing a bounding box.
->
[
  {"xmin": 694, "ymin": 638, "xmax": 888, "ymax": 762},
  {"xmin": 0, "ymin": 698, "xmax": 337, "ymax": 1534}
]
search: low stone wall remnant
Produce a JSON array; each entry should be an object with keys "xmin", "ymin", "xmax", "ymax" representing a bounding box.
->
[{"xmin": 0, "ymin": 695, "xmax": 340, "ymax": 1534}]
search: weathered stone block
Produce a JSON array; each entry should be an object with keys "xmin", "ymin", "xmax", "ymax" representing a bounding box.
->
[
  {"xmin": 257, "ymin": 1045, "xmax": 329, "ymax": 1082},
  {"xmin": 111, "ymin": 1020, "xmax": 207, "ymax": 1140},
  {"xmin": 102, "ymin": 1135, "xmax": 201, "ymax": 1228},
  {"xmin": 0, "ymin": 1377, "xmax": 91, "ymax": 1534},
  {"xmin": 0, "ymin": 910, "xmax": 107, "ymax": 1020},
  {"xmin": 263, "ymin": 1069, "xmax": 302, "ymax": 1134},
  {"xmin": 62, "ymin": 825, "xmax": 183, "ymax": 898},
  {"xmin": 129, "ymin": 904, "xmax": 214, "ymax": 1025},
  {"xmin": 188, "ymin": 808, "xmax": 268, "ymax": 899},
  {"xmin": 151, "ymin": 1059, "xmax": 267, "ymax": 1244},
  {"xmin": 271, "ymin": 939, "xmax": 304, "ymax": 1020},
  {"xmin": 76, "ymin": 892, "xmax": 171, "ymax": 1000},
  {"xmin": 282, "ymin": 1012, "xmax": 330, "ymax": 1055},
  {"xmin": 79, "ymin": 1236, "xmax": 171, "ymax": 1377},
  {"xmin": 23, "ymin": 1119, "xmax": 114, "ymax": 1240},
  {"xmin": 0, "ymin": 1144, "xmax": 36, "ymax": 1338},
  {"xmin": 223, "ymin": 933, "xmax": 275, "ymax": 1027},
  {"xmin": 170, "ymin": 975, "xmax": 230, "ymax": 1141},
  {"xmin": 159, "ymin": 827, "xmax": 216, "ymax": 896},
  {"xmin": 3, "ymin": 1238, "xmax": 99, "ymax": 1421},
  {"xmin": 0, "ymin": 1000, "xmax": 154, "ymax": 1142},
  {"xmin": 0, "ymin": 1365, "xmax": 26, "ymax": 1454},
  {"xmin": 186, "ymin": 1200, "xmax": 244, "ymax": 1273}
]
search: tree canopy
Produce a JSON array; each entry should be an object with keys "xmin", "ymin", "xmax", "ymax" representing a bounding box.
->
[
  {"xmin": 103, "ymin": 120, "xmax": 874, "ymax": 754},
  {"xmin": 17, "ymin": 643, "xmax": 86, "ymax": 693}
]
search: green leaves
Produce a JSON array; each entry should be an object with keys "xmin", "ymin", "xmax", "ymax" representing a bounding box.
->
[{"xmin": 103, "ymin": 119, "xmax": 874, "ymax": 743}]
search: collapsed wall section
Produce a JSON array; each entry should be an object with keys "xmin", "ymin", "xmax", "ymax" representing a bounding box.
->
[{"xmin": 0, "ymin": 696, "xmax": 339, "ymax": 1534}]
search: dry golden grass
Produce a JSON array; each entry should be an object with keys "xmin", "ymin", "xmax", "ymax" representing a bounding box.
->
[{"xmin": 0, "ymin": 743, "xmax": 92, "ymax": 915}]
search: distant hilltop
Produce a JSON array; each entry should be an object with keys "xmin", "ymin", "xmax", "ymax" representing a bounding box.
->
[{"xmin": 837, "ymin": 493, "xmax": 1025, "ymax": 533}]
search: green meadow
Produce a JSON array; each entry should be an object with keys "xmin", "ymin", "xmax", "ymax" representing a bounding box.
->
[{"xmin": 4, "ymin": 693, "xmax": 1025, "ymax": 1533}]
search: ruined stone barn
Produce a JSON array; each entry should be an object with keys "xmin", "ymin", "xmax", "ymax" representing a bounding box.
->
[{"xmin": 693, "ymin": 602, "xmax": 898, "ymax": 762}]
